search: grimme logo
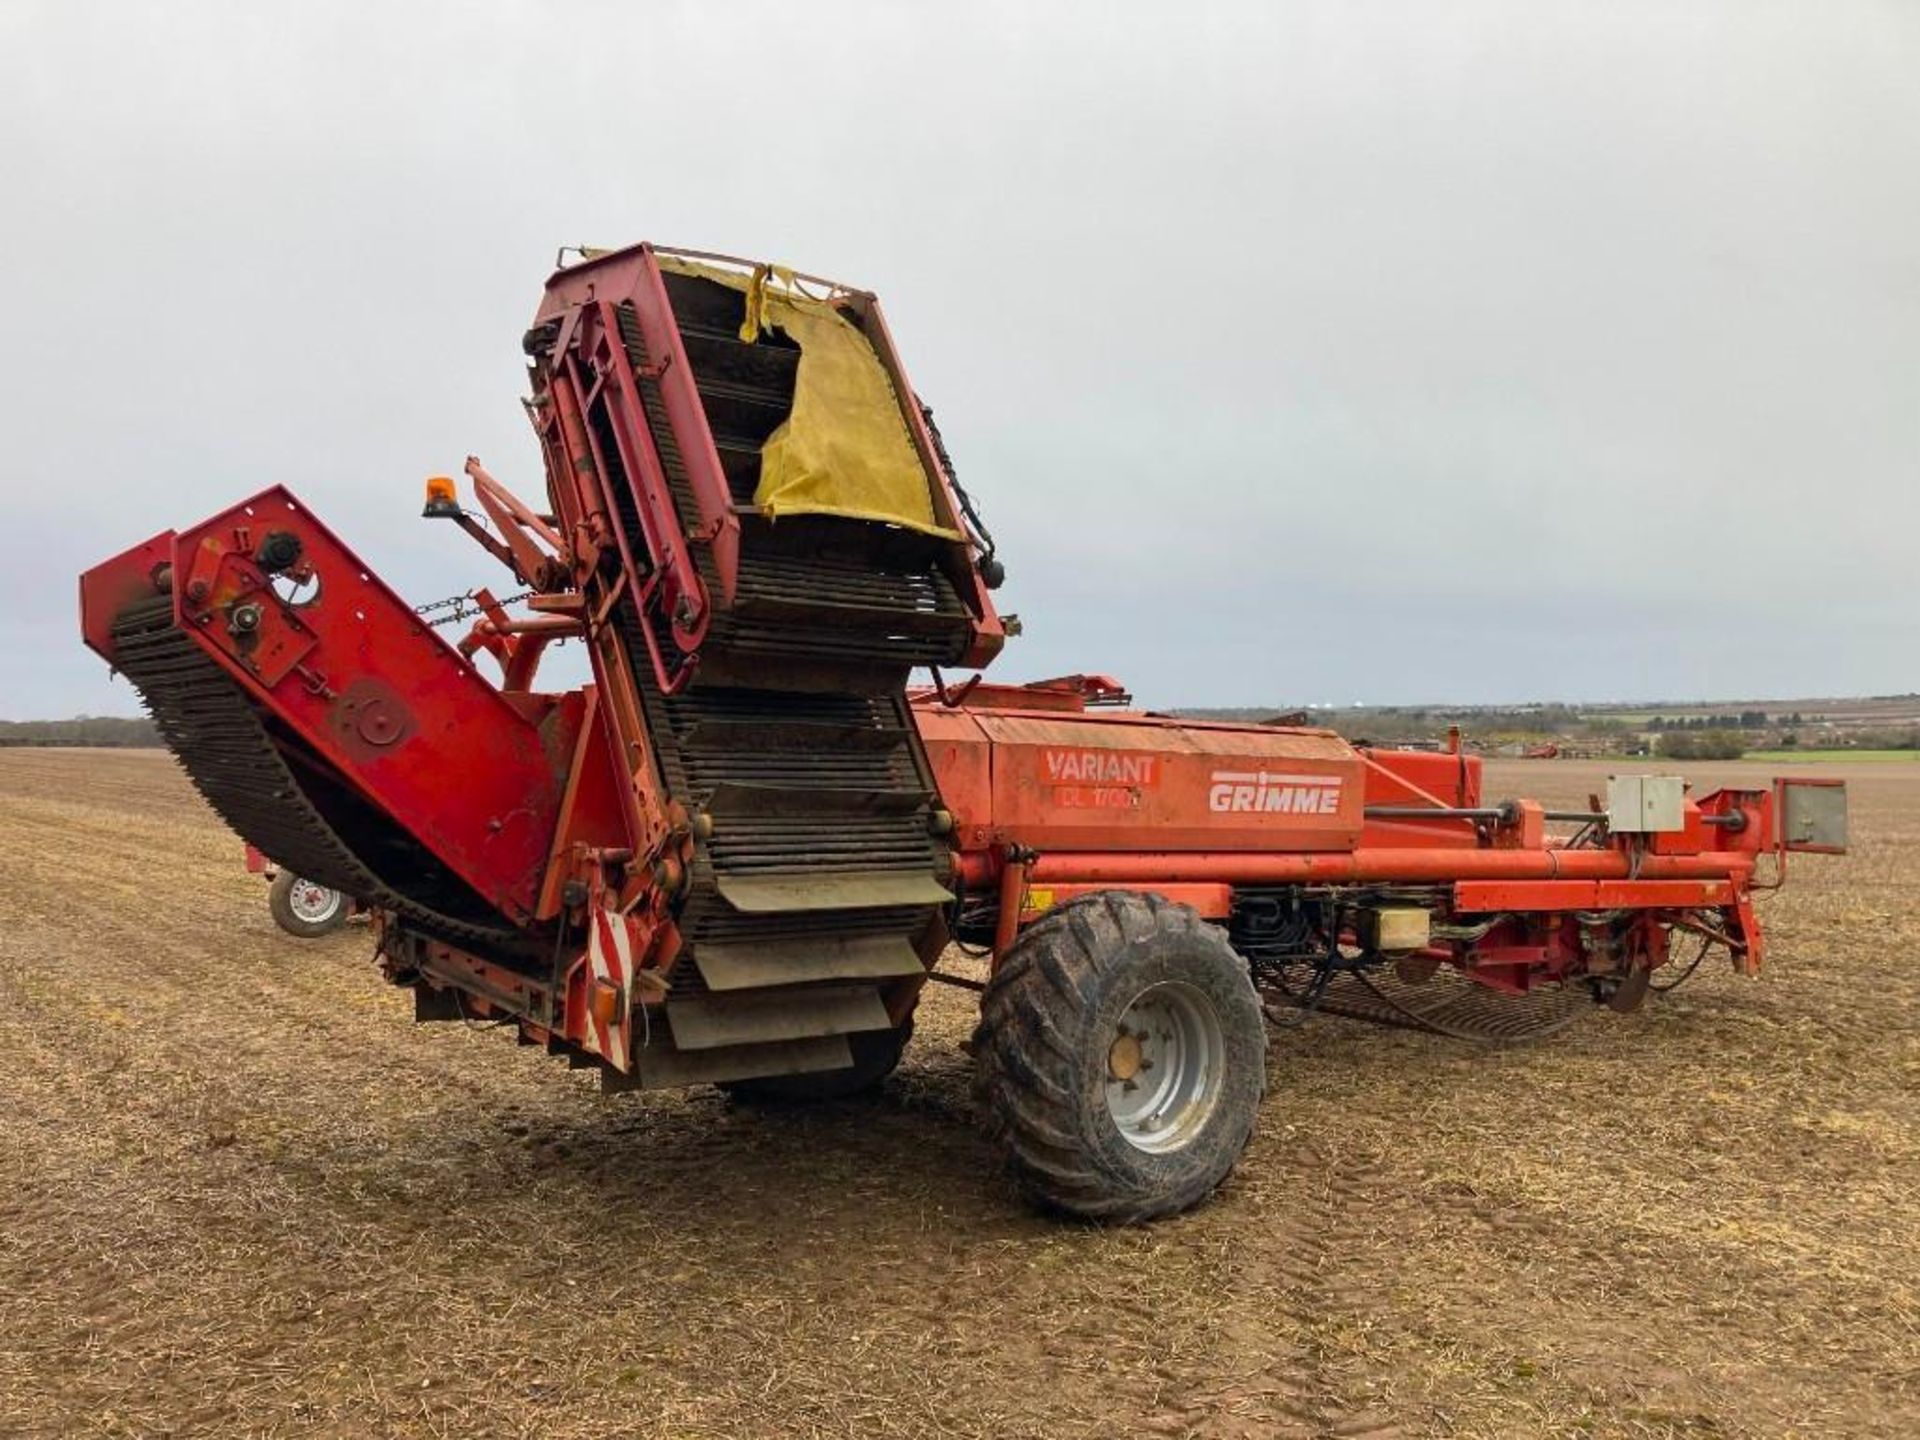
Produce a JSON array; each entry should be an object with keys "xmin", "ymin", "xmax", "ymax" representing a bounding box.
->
[{"xmin": 1209, "ymin": 770, "xmax": 1344, "ymax": 816}]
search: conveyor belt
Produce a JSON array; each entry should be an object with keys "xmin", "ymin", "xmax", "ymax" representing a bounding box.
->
[
  {"xmin": 595, "ymin": 270, "xmax": 962, "ymax": 1050},
  {"xmin": 613, "ymin": 618, "xmax": 951, "ymax": 1005},
  {"xmin": 110, "ymin": 597, "xmax": 523, "ymax": 952},
  {"xmin": 613, "ymin": 298, "xmax": 974, "ymax": 687}
]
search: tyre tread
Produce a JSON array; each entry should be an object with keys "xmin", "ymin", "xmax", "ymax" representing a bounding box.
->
[{"xmin": 972, "ymin": 891, "xmax": 1265, "ymax": 1223}]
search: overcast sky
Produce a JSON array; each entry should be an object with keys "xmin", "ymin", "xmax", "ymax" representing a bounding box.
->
[{"xmin": 1, "ymin": 2, "xmax": 1914, "ymax": 718}]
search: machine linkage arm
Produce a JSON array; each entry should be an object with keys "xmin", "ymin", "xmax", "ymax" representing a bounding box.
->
[
  {"xmin": 455, "ymin": 586, "xmax": 585, "ymax": 693},
  {"xmin": 423, "ymin": 456, "xmax": 574, "ymax": 595}
]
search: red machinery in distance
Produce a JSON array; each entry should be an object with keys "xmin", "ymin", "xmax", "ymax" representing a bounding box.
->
[
  {"xmin": 242, "ymin": 843, "xmax": 358, "ymax": 938},
  {"xmin": 78, "ymin": 241, "xmax": 1849, "ymax": 1223}
]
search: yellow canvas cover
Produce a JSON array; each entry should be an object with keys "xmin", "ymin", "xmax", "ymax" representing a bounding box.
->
[{"xmin": 657, "ymin": 256, "xmax": 960, "ymax": 539}]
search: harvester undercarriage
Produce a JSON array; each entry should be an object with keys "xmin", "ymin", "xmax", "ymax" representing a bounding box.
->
[{"xmin": 80, "ymin": 241, "xmax": 1848, "ymax": 1222}]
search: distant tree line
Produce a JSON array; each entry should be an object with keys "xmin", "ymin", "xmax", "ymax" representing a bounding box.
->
[
  {"xmin": 1182, "ymin": 704, "xmax": 1627, "ymax": 746},
  {"xmin": 0, "ymin": 716, "xmax": 160, "ymax": 747},
  {"xmin": 1647, "ymin": 711, "xmax": 1790, "ymax": 731},
  {"xmin": 1179, "ymin": 702, "xmax": 1920, "ymax": 760},
  {"xmin": 1809, "ymin": 726, "xmax": 1920, "ymax": 751},
  {"xmin": 1656, "ymin": 729, "xmax": 1748, "ymax": 760}
]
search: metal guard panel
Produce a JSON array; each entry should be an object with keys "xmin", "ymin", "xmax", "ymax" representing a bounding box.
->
[{"xmin": 1778, "ymin": 778, "xmax": 1848, "ymax": 854}]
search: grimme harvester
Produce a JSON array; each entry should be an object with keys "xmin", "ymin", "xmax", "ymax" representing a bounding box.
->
[{"xmin": 80, "ymin": 243, "xmax": 1848, "ymax": 1221}]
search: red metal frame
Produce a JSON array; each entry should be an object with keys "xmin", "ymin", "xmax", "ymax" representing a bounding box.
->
[
  {"xmin": 81, "ymin": 488, "xmax": 565, "ymax": 925},
  {"xmin": 914, "ymin": 685, "xmax": 1815, "ymax": 997},
  {"xmin": 538, "ymin": 245, "xmax": 741, "ymax": 595},
  {"xmin": 75, "ymin": 241, "xmax": 1849, "ymax": 1083},
  {"xmin": 530, "ymin": 248, "xmax": 734, "ymax": 692}
]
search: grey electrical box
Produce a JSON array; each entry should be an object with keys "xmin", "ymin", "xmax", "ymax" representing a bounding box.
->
[
  {"xmin": 1607, "ymin": 774, "xmax": 1686, "ymax": 833},
  {"xmin": 1779, "ymin": 780, "xmax": 1849, "ymax": 853}
]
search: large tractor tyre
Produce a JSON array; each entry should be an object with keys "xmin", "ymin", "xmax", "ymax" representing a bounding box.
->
[
  {"xmin": 268, "ymin": 871, "xmax": 349, "ymax": 938},
  {"xmin": 719, "ymin": 1019, "xmax": 915, "ymax": 1105},
  {"xmin": 972, "ymin": 891, "xmax": 1266, "ymax": 1223}
]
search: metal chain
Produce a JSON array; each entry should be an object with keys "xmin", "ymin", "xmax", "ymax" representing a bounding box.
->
[{"xmin": 412, "ymin": 589, "xmax": 537, "ymax": 628}]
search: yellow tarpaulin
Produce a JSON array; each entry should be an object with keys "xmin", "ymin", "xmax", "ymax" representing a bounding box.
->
[{"xmin": 657, "ymin": 256, "xmax": 960, "ymax": 539}]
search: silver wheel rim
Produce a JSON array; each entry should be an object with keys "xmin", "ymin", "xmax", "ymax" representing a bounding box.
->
[
  {"xmin": 1104, "ymin": 981, "xmax": 1225, "ymax": 1154},
  {"xmin": 288, "ymin": 879, "xmax": 343, "ymax": 925}
]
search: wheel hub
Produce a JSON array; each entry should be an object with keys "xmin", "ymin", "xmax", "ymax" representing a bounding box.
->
[
  {"xmin": 1103, "ymin": 981, "xmax": 1225, "ymax": 1155},
  {"xmin": 288, "ymin": 879, "xmax": 342, "ymax": 924}
]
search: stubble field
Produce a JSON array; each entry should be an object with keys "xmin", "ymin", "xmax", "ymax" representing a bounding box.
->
[{"xmin": 0, "ymin": 748, "xmax": 1913, "ymax": 1438}]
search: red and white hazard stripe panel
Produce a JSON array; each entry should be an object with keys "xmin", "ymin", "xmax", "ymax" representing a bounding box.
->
[{"xmin": 584, "ymin": 904, "xmax": 640, "ymax": 1070}]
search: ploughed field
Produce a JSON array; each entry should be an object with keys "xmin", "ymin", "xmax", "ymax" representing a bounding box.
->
[{"xmin": 0, "ymin": 748, "xmax": 1913, "ymax": 1438}]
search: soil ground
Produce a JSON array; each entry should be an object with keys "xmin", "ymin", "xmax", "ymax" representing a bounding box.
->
[{"xmin": 0, "ymin": 749, "xmax": 1914, "ymax": 1438}]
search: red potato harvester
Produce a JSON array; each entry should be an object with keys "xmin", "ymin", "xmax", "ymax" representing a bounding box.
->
[{"xmin": 79, "ymin": 242, "xmax": 1848, "ymax": 1221}]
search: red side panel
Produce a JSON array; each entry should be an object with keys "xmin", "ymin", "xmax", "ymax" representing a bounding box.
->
[
  {"xmin": 79, "ymin": 530, "xmax": 175, "ymax": 662},
  {"xmin": 918, "ymin": 706, "xmax": 1364, "ymax": 853},
  {"xmin": 84, "ymin": 487, "xmax": 563, "ymax": 923},
  {"xmin": 1360, "ymin": 748, "xmax": 1483, "ymax": 809}
]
